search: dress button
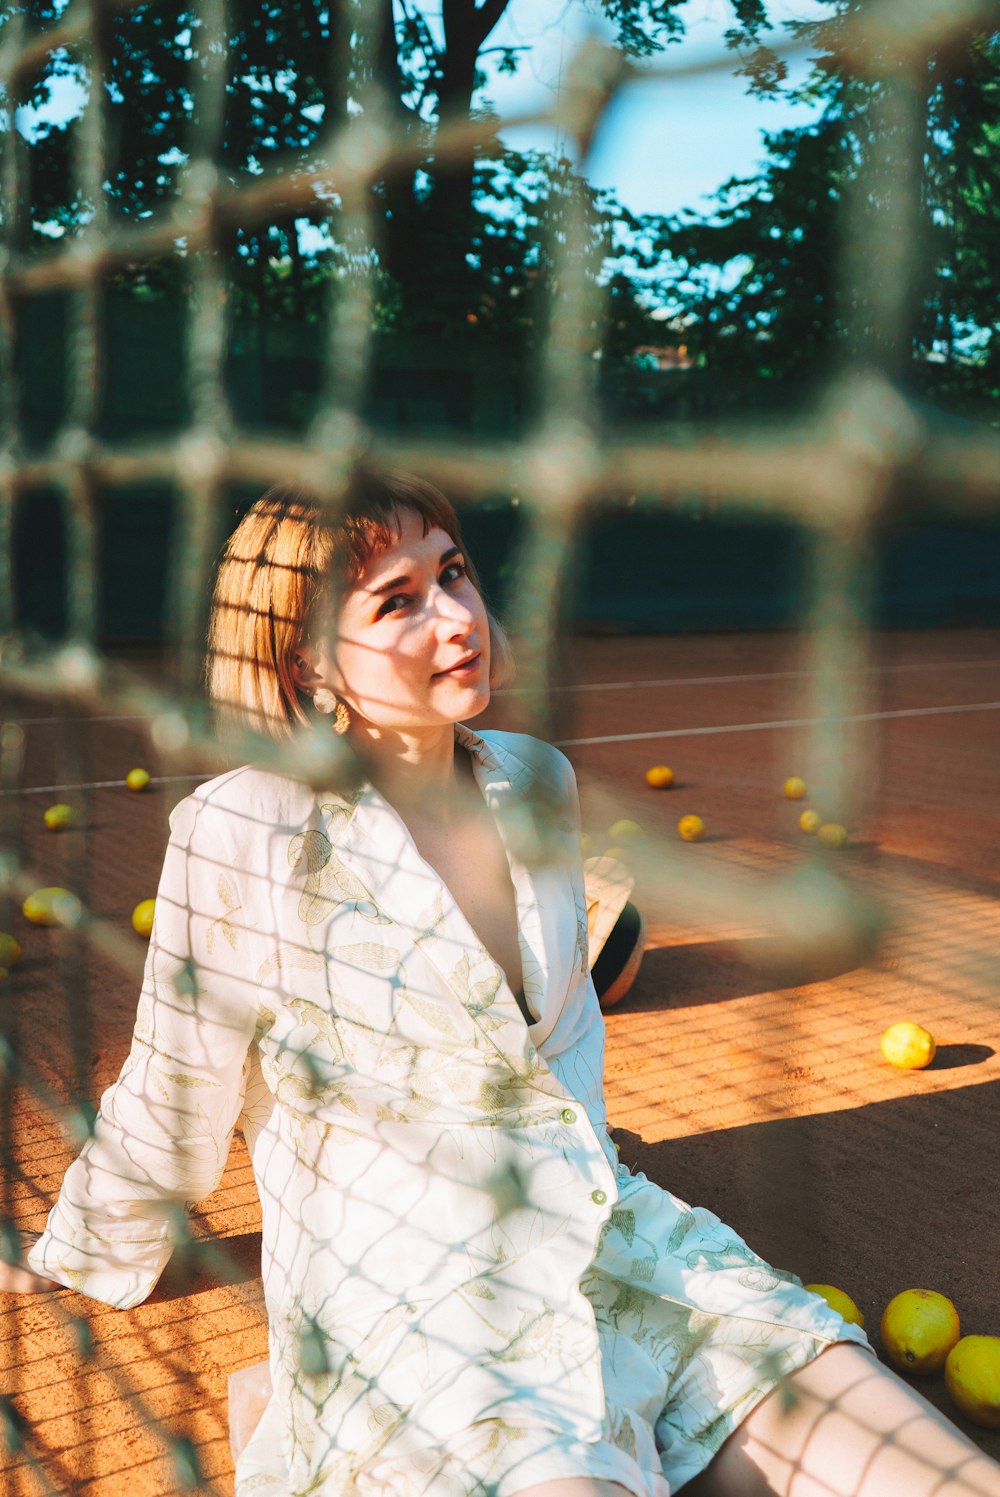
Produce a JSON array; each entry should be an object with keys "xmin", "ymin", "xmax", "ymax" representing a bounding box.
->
[
  {"xmin": 591, "ymin": 1189, "xmax": 607, "ymax": 1205},
  {"xmin": 561, "ymin": 1108, "xmax": 577, "ymax": 1125}
]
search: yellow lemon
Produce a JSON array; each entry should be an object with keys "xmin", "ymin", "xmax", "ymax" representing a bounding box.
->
[
  {"xmin": 817, "ymin": 822, "xmax": 848, "ymax": 849},
  {"xmin": 580, "ymin": 833, "xmax": 593, "ymax": 857},
  {"xmin": 946, "ymin": 1336, "xmax": 1000, "ymax": 1429},
  {"xmin": 677, "ymin": 814, "xmax": 706, "ymax": 843},
  {"xmin": 125, "ymin": 767, "xmax": 151, "ymax": 792},
  {"xmin": 804, "ymin": 1283, "xmax": 865, "ymax": 1328},
  {"xmin": 131, "ymin": 899, "xmax": 156, "ymax": 939},
  {"xmin": 645, "ymin": 765, "xmax": 675, "ymax": 789},
  {"xmin": 799, "ymin": 809, "xmax": 822, "ymax": 834},
  {"xmin": 784, "ymin": 776, "xmax": 807, "ymax": 800},
  {"xmin": 22, "ymin": 886, "xmax": 83, "ymax": 928},
  {"xmin": 0, "ymin": 933, "xmax": 22, "ymax": 968},
  {"xmin": 609, "ymin": 818, "xmax": 642, "ymax": 846},
  {"xmin": 881, "ymin": 1289, "xmax": 960, "ymax": 1374},
  {"xmin": 603, "ymin": 846, "xmax": 627, "ymax": 862},
  {"xmin": 44, "ymin": 803, "xmax": 79, "ymax": 831},
  {"xmin": 881, "ymin": 1021, "xmax": 936, "ymax": 1070}
]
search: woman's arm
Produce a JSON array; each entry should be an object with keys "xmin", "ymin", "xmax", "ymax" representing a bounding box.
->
[{"xmin": 23, "ymin": 791, "xmax": 261, "ymax": 1309}]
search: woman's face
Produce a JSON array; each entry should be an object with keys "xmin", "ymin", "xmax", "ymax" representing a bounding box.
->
[{"xmin": 314, "ymin": 509, "xmax": 491, "ymax": 731}]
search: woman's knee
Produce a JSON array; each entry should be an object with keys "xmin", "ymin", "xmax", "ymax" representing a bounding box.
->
[{"xmin": 690, "ymin": 1341, "xmax": 1000, "ymax": 1497}]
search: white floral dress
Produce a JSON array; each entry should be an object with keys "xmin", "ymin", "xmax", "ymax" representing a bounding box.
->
[{"xmin": 28, "ymin": 727, "xmax": 869, "ymax": 1495}]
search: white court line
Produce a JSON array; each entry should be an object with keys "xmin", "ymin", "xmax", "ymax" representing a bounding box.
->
[
  {"xmin": 3, "ymin": 774, "xmax": 208, "ymax": 797},
  {"xmin": 8, "ymin": 699, "xmax": 1000, "ymax": 792},
  {"xmin": 496, "ymin": 658, "xmax": 1000, "ymax": 696},
  {"xmin": 555, "ymin": 699, "xmax": 1000, "ymax": 747},
  {"xmin": 8, "ymin": 658, "xmax": 1000, "ymax": 720}
]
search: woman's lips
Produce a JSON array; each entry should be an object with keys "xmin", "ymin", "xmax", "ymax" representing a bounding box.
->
[{"xmin": 434, "ymin": 653, "xmax": 481, "ymax": 678}]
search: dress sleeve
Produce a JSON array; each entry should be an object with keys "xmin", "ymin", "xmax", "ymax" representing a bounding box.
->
[{"xmin": 26, "ymin": 792, "xmax": 261, "ymax": 1309}]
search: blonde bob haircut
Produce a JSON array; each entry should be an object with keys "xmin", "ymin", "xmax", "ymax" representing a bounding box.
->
[{"xmin": 206, "ymin": 463, "xmax": 514, "ymax": 740}]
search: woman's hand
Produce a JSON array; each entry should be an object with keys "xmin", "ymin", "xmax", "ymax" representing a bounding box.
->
[{"xmin": 0, "ymin": 1232, "xmax": 61, "ymax": 1294}]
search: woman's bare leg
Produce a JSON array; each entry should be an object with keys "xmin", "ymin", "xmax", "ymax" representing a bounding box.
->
[{"xmin": 687, "ymin": 1343, "xmax": 1000, "ymax": 1497}]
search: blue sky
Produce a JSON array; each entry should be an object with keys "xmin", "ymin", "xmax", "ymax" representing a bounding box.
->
[
  {"xmin": 18, "ymin": 0, "xmax": 830, "ymax": 223},
  {"xmin": 486, "ymin": 0, "xmax": 829, "ymax": 218}
]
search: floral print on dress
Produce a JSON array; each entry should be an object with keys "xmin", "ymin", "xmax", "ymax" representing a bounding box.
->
[{"xmin": 26, "ymin": 729, "xmax": 869, "ymax": 1497}]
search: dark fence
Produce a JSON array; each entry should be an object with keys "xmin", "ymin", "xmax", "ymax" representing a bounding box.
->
[{"xmin": 13, "ymin": 293, "xmax": 1000, "ymax": 642}]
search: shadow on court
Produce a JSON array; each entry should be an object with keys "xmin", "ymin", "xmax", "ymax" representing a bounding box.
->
[
  {"xmin": 621, "ymin": 936, "xmax": 872, "ymax": 1011},
  {"xmin": 611, "ymin": 1079, "xmax": 1000, "ymax": 1461}
]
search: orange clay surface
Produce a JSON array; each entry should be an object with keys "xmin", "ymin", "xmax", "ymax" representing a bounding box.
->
[{"xmin": 2, "ymin": 627, "xmax": 999, "ymax": 1494}]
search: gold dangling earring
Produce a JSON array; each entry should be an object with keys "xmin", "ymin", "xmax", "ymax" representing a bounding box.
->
[{"xmin": 312, "ymin": 688, "xmax": 351, "ymax": 735}]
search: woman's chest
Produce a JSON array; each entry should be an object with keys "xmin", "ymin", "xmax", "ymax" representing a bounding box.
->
[{"xmin": 407, "ymin": 813, "xmax": 524, "ymax": 1000}]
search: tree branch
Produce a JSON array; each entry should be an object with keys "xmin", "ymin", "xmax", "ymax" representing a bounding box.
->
[
  {"xmin": 473, "ymin": 0, "xmax": 513, "ymax": 44},
  {"xmin": 374, "ymin": 0, "xmax": 417, "ymax": 121},
  {"xmin": 441, "ymin": 0, "xmax": 512, "ymax": 60}
]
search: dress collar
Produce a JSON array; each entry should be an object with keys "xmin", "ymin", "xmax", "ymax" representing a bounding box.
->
[{"xmin": 319, "ymin": 724, "xmax": 582, "ymax": 1045}]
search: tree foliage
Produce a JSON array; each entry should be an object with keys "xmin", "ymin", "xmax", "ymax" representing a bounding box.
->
[
  {"xmin": 9, "ymin": 0, "xmax": 994, "ymax": 418},
  {"xmin": 654, "ymin": 1, "xmax": 1000, "ymax": 415},
  {"xmin": 4, "ymin": 0, "xmax": 770, "ymax": 348}
]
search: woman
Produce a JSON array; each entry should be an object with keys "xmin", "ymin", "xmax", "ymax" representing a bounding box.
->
[{"xmin": 5, "ymin": 464, "xmax": 999, "ymax": 1497}]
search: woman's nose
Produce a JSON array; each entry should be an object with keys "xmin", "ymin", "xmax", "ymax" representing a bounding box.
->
[{"xmin": 431, "ymin": 585, "xmax": 476, "ymax": 633}]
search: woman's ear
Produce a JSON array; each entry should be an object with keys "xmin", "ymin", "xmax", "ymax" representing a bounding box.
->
[{"xmin": 289, "ymin": 643, "xmax": 321, "ymax": 696}]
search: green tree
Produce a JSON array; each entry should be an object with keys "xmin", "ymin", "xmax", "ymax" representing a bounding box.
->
[
  {"xmin": 654, "ymin": 1, "xmax": 1000, "ymax": 415},
  {"xmin": 5, "ymin": 0, "xmax": 777, "ymax": 335},
  {"xmin": 368, "ymin": 0, "xmax": 781, "ymax": 327}
]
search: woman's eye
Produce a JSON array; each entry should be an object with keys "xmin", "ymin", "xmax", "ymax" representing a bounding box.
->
[
  {"xmin": 376, "ymin": 563, "xmax": 464, "ymax": 617},
  {"xmin": 378, "ymin": 593, "xmax": 411, "ymax": 617}
]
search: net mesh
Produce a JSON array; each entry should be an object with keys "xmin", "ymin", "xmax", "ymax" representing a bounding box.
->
[{"xmin": 1, "ymin": 0, "xmax": 998, "ymax": 1491}]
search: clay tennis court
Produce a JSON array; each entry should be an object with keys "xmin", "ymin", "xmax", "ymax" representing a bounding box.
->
[{"xmin": 2, "ymin": 625, "xmax": 999, "ymax": 1494}]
